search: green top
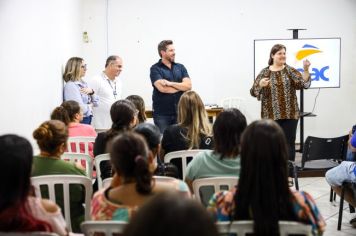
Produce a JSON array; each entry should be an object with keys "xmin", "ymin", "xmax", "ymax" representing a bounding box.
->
[
  {"xmin": 32, "ymin": 156, "xmax": 87, "ymax": 233},
  {"xmin": 185, "ymin": 150, "xmax": 240, "ymax": 180}
]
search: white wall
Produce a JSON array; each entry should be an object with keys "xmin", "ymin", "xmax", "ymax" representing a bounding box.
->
[
  {"xmin": 82, "ymin": 0, "xmax": 356, "ymax": 140},
  {"xmin": 0, "ymin": 0, "xmax": 84, "ymax": 146},
  {"xmin": 0, "ymin": 0, "xmax": 355, "ymax": 146}
]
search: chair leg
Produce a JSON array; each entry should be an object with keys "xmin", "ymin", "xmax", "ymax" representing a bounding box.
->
[
  {"xmin": 330, "ymin": 187, "xmax": 334, "ymax": 202},
  {"xmin": 293, "ymin": 164, "xmax": 299, "ymax": 191},
  {"xmin": 337, "ymin": 185, "xmax": 345, "ymax": 230}
]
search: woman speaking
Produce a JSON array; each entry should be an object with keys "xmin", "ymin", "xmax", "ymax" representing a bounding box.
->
[{"xmin": 250, "ymin": 44, "xmax": 311, "ymax": 166}]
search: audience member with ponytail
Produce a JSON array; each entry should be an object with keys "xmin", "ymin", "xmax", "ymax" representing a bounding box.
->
[
  {"xmin": 91, "ymin": 132, "xmax": 190, "ymax": 221},
  {"xmin": 93, "ymin": 99, "xmax": 138, "ymax": 180},
  {"xmin": 32, "ymin": 120, "xmax": 87, "ymax": 233},
  {"xmin": 51, "ymin": 100, "xmax": 97, "ymax": 157},
  {"xmin": 0, "ymin": 134, "xmax": 67, "ymax": 235}
]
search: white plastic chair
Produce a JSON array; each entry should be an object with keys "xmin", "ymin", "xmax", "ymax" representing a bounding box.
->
[
  {"xmin": 102, "ymin": 177, "xmax": 113, "ymax": 189},
  {"xmin": 192, "ymin": 176, "xmax": 238, "ymax": 205},
  {"xmin": 100, "ymin": 176, "xmax": 177, "ymax": 190},
  {"xmin": 153, "ymin": 175, "xmax": 177, "ymax": 182},
  {"xmin": 31, "ymin": 175, "xmax": 93, "ymax": 232},
  {"xmin": 94, "ymin": 153, "xmax": 111, "ymax": 189},
  {"xmin": 216, "ymin": 220, "xmax": 312, "ymax": 236},
  {"xmin": 67, "ymin": 136, "xmax": 96, "ymax": 155},
  {"xmin": 220, "ymin": 97, "xmax": 245, "ymax": 110},
  {"xmin": 0, "ymin": 233, "xmax": 59, "ymax": 236},
  {"xmin": 164, "ymin": 150, "xmax": 205, "ymax": 179},
  {"xmin": 81, "ymin": 221, "xmax": 128, "ymax": 236},
  {"xmin": 61, "ymin": 153, "xmax": 93, "ymax": 178}
]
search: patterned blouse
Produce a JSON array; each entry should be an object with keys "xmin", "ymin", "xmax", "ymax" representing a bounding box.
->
[
  {"xmin": 208, "ymin": 187, "xmax": 326, "ymax": 236},
  {"xmin": 91, "ymin": 179, "xmax": 191, "ymax": 221},
  {"xmin": 250, "ymin": 65, "xmax": 311, "ymax": 120}
]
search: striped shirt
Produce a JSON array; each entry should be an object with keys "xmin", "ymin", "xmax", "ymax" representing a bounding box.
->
[{"xmin": 251, "ymin": 65, "xmax": 310, "ymax": 120}]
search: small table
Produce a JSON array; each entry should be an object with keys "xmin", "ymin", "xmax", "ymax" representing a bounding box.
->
[{"xmin": 145, "ymin": 107, "xmax": 223, "ymax": 123}]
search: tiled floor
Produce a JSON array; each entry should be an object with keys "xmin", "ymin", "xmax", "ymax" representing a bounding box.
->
[{"xmin": 294, "ymin": 177, "xmax": 356, "ymax": 235}]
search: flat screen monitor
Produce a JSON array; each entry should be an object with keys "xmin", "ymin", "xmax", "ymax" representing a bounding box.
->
[{"xmin": 254, "ymin": 38, "xmax": 341, "ymax": 88}]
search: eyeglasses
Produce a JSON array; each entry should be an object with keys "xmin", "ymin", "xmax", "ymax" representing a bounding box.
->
[{"xmin": 81, "ymin": 64, "xmax": 87, "ymax": 69}]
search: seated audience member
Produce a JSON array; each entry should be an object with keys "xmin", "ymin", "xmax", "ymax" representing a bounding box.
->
[
  {"xmin": 185, "ymin": 108, "xmax": 247, "ymax": 191},
  {"xmin": 326, "ymin": 129, "xmax": 356, "ymax": 227},
  {"xmin": 135, "ymin": 123, "xmax": 188, "ymax": 193},
  {"xmin": 161, "ymin": 90, "xmax": 213, "ymax": 178},
  {"xmin": 91, "ymin": 132, "xmax": 190, "ymax": 221},
  {"xmin": 32, "ymin": 120, "xmax": 87, "ymax": 233},
  {"xmin": 208, "ymin": 120, "xmax": 325, "ymax": 236},
  {"xmin": 123, "ymin": 192, "xmax": 218, "ymax": 236},
  {"xmin": 93, "ymin": 99, "xmax": 138, "ymax": 180},
  {"xmin": 126, "ymin": 95, "xmax": 147, "ymax": 124},
  {"xmin": 51, "ymin": 100, "xmax": 97, "ymax": 157},
  {"xmin": 0, "ymin": 134, "xmax": 67, "ymax": 235}
]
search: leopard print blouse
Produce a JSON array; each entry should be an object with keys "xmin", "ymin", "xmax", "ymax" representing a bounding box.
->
[{"xmin": 250, "ymin": 65, "xmax": 311, "ymax": 120}]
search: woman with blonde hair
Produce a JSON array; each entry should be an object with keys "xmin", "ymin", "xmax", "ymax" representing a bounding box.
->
[
  {"xmin": 161, "ymin": 90, "xmax": 212, "ymax": 179},
  {"xmin": 63, "ymin": 57, "xmax": 98, "ymax": 125}
]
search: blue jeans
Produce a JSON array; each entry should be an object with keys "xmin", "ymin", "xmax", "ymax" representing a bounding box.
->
[
  {"xmin": 81, "ymin": 115, "xmax": 92, "ymax": 125},
  {"xmin": 325, "ymin": 161, "xmax": 356, "ymax": 186},
  {"xmin": 153, "ymin": 114, "xmax": 177, "ymax": 133}
]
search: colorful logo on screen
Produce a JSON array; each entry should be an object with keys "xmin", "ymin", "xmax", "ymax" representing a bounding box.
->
[
  {"xmin": 295, "ymin": 44, "xmax": 322, "ymax": 60},
  {"xmin": 296, "ymin": 44, "xmax": 329, "ymax": 82}
]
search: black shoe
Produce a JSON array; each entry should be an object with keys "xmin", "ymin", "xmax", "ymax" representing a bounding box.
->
[{"xmin": 349, "ymin": 216, "xmax": 356, "ymax": 228}]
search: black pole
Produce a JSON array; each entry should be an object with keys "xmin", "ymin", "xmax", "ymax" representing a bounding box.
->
[{"xmin": 287, "ymin": 28, "xmax": 306, "ymax": 153}]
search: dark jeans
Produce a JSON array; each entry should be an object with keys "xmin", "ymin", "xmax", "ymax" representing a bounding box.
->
[
  {"xmin": 153, "ymin": 114, "xmax": 177, "ymax": 133},
  {"xmin": 81, "ymin": 115, "xmax": 92, "ymax": 125},
  {"xmin": 276, "ymin": 119, "xmax": 298, "ymax": 162}
]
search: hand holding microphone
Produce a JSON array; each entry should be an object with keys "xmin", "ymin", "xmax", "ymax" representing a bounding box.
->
[{"xmin": 259, "ymin": 77, "xmax": 270, "ymax": 88}]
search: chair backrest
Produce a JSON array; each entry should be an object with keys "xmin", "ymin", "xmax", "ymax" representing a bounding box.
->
[
  {"xmin": 61, "ymin": 153, "xmax": 93, "ymax": 178},
  {"xmin": 31, "ymin": 175, "xmax": 93, "ymax": 232},
  {"xmin": 0, "ymin": 233, "xmax": 59, "ymax": 236},
  {"xmin": 301, "ymin": 135, "xmax": 349, "ymax": 169},
  {"xmin": 153, "ymin": 175, "xmax": 177, "ymax": 182},
  {"xmin": 216, "ymin": 220, "xmax": 312, "ymax": 236},
  {"xmin": 220, "ymin": 97, "xmax": 245, "ymax": 110},
  {"xmin": 94, "ymin": 153, "xmax": 111, "ymax": 189},
  {"xmin": 102, "ymin": 177, "xmax": 113, "ymax": 189},
  {"xmin": 164, "ymin": 150, "xmax": 205, "ymax": 179},
  {"xmin": 192, "ymin": 177, "xmax": 238, "ymax": 206},
  {"xmin": 81, "ymin": 221, "xmax": 128, "ymax": 236},
  {"xmin": 67, "ymin": 136, "xmax": 96, "ymax": 155}
]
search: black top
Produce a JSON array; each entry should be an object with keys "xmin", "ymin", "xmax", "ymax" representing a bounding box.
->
[
  {"xmin": 93, "ymin": 132, "xmax": 112, "ymax": 180},
  {"xmin": 150, "ymin": 60, "xmax": 190, "ymax": 116},
  {"xmin": 161, "ymin": 124, "xmax": 213, "ymax": 154}
]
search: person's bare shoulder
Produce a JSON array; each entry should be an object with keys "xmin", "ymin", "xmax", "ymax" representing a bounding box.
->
[{"xmin": 41, "ymin": 199, "xmax": 59, "ymax": 213}]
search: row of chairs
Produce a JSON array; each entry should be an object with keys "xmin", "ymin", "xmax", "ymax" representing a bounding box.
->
[
  {"xmin": 30, "ymin": 173, "xmax": 239, "ymax": 232},
  {"xmin": 0, "ymin": 220, "xmax": 312, "ymax": 236}
]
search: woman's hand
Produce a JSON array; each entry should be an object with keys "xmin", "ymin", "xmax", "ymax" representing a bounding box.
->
[
  {"xmin": 303, "ymin": 59, "xmax": 311, "ymax": 72},
  {"xmin": 259, "ymin": 77, "xmax": 270, "ymax": 87},
  {"xmin": 80, "ymin": 87, "xmax": 94, "ymax": 95}
]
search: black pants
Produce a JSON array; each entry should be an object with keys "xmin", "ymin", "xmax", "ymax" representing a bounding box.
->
[{"xmin": 275, "ymin": 119, "xmax": 298, "ymax": 162}]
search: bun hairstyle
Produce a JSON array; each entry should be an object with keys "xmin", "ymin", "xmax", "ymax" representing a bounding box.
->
[
  {"xmin": 110, "ymin": 132, "xmax": 152, "ymax": 195},
  {"xmin": 51, "ymin": 100, "xmax": 81, "ymax": 125},
  {"xmin": 33, "ymin": 120, "xmax": 68, "ymax": 156}
]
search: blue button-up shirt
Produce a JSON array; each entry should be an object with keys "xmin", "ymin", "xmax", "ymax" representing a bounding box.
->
[{"xmin": 150, "ymin": 60, "xmax": 190, "ymax": 116}]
